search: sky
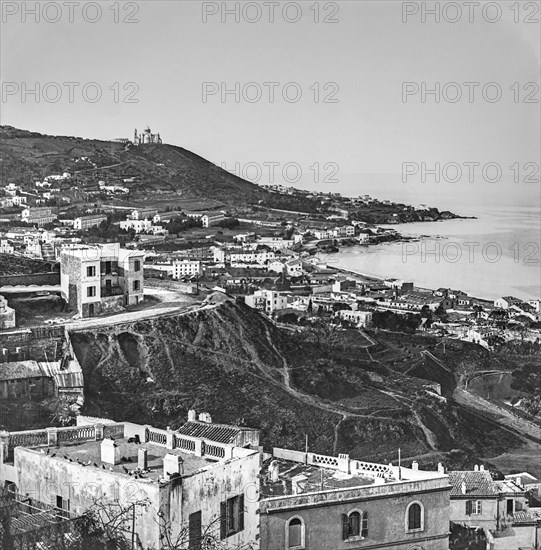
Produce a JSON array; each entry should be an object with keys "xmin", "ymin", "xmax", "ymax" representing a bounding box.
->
[{"xmin": 1, "ymin": 0, "xmax": 540, "ymax": 190}]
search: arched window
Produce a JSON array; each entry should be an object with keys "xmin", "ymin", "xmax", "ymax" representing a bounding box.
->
[
  {"xmin": 286, "ymin": 516, "xmax": 305, "ymax": 549},
  {"xmin": 405, "ymin": 502, "xmax": 424, "ymax": 532},
  {"xmin": 342, "ymin": 510, "xmax": 368, "ymax": 539}
]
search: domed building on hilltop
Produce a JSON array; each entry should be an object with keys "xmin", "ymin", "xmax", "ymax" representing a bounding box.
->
[{"xmin": 133, "ymin": 126, "xmax": 162, "ymax": 145}]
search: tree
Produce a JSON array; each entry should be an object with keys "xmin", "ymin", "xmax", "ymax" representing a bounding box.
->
[
  {"xmin": 305, "ymin": 319, "xmax": 344, "ymax": 356},
  {"xmin": 82, "ymin": 497, "xmax": 255, "ymax": 550}
]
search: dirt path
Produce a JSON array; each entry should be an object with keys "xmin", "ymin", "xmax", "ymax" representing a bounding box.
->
[{"xmin": 453, "ymin": 388, "xmax": 541, "ymax": 443}]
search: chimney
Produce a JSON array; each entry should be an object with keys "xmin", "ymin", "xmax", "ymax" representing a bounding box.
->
[
  {"xmin": 138, "ymin": 448, "xmax": 148, "ymax": 470},
  {"xmin": 411, "ymin": 461, "xmax": 419, "ymax": 471},
  {"xmin": 474, "ymin": 465, "xmax": 479, "ymax": 471},
  {"xmin": 461, "ymin": 481, "xmax": 467, "ymax": 495},
  {"xmin": 101, "ymin": 438, "xmax": 120, "ymax": 465},
  {"xmin": 188, "ymin": 410, "xmax": 196, "ymax": 422},
  {"xmin": 198, "ymin": 412, "xmax": 212, "ymax": 423},
  {"xmin": 437, "ymin": 462, "xmax": 445, "ymax": 474},
  {"xmin": 269, "ymin": 460, "xmax": 280, "ymax": 483},
  {"xmin": 163, "ymin": 454, "xmax": 184, "ymax": 477},
  {"xmin": 291, "ymin": 474, "xmax": 307, "ymax": 495},
  {"xmin": 480, "ymin": 465, "xmax": 484, "ymax": 472}
]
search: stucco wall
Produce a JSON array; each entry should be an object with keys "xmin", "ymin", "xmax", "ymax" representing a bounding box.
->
[
  {"xmin": 14, "ymin": 447, "xmax": 162, "ymax": 549},
  {"xmin": 167, "ymin": 450, "xmax": 260, "ymax": 549},
  {"xmin": 450, "ymin": 498, "xmax": 499, "ymax": 530},
  {"xmin": 260, "ymin": 482, "xmax": 450, "ymax": 550}
]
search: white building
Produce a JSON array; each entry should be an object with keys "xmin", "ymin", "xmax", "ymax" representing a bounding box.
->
[
  {"xmin": 230, "ymin": 250, "xmax": 275, "ymax": 265},
  {"xmin": 244, "ymin": 290, "xmax": 288, "ymax": 313},
  {"xmin": 257, "ymin": 237, "xmax": 295, "ymax": 250},
  {"xmin": 173, "ymin": 260, "xmax": 203, "ymax": 278},
  {"xmin": 333, "ymin": 225, "xmax": 355, "ymax": 238},
  {"xmin": 0, "ymin": 239, "xmax": 14, "ymax": 254},
  {"xmin": 336, "ymin": 309, "xmax": 373, "ymax": 327}
]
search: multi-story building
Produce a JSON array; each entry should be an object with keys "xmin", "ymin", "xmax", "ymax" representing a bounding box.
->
[
  {"xmin": 73, "ymin": 214, "xmax": 107, "ymax": 231},
  {"xmin": 334, "ymin": 225, "xmax": 355, "ymax": 238},
  {"xmin": 259, "ymin": 448, "xmax": 451, "ymax": 550},
  {"xmin": 244, "ymin": 290, "xmax": 288, "ymax": 314},
  {"xmin": 0, "ymin": 239, "xmax": 15, "ymax": 254},
  {"xmin": 230, "ymin": 250, "xmax": 275, "ymax": 265},
  {"xmin": 21, "ymin": 207, "xmax": 56, "ymax": 227},
  {"xmin": 336, "ymin": 309, "xmax": 373, "ymax": 327},
  {"xmin": 186, "ymin": 211, "xmax": 226, "ymax": 228},
  {"xmin": 60, "ymin": 243, "xmax": 144, "ymax": 317},
  {"xmin": 172, "ymin": 259, "xmax": 203, "ymax": 278},
  {"xmin": 0, "ymin": 412, "xmax": 260, "ymax": 550},
  {"xmin": 448, "ymin": 467, "xmax": 528, "ymax": 530}
]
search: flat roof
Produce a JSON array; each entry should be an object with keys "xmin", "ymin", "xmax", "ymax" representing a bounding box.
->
[
  {"xmin": 260, "ymin": 458, "xmax": 376, "ymax": 499},
  {"xmin": 36, "ymin": 438, "xmax": 217, "ymax": 482}
]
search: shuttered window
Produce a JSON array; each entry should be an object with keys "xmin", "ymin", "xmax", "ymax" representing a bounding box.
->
[
  {"xmin": 342, "ymin": 511, "xmax": 368, "ymax": 540},
  {"xmin": 220, "ymin": 494, "xmax": 245, "ymax": 539}
]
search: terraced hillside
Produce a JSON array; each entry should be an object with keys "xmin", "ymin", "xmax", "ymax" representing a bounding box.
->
[{"xmin": 69, "ymin": 296, "xmax": 530, "ymax": 472}]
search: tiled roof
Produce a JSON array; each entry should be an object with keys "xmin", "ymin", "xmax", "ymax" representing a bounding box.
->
[
  {"xmin": 177, "ymin": 421, "xmax": 243, "ymax": 444},
  {"xmin": 448, "ymin": 471, "xmax": 497, "ymax": 497},
  {"xmin": 0, "ymin": 361, "xmax": 43, "ymax": 381}
]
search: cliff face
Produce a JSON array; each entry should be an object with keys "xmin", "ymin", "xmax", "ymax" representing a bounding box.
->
[
  {"xmin": 70, "ymin": 299, "xmax": 332, "ymax": 452},
  {"xmin": 69, "ymin": 298, "xmax": 523, "ymax": 466}
]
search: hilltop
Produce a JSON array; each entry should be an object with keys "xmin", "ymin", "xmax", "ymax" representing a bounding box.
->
[
  {"xmin": 0, "ymin": 125, "xmax": 266, "ymax": 204},
  {"xmin": 0, "ymin": 126, "xmax": 463, "ymax": 222}
]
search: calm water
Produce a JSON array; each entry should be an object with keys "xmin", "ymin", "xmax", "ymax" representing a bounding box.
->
[{"xmin": 299, "ymin": 175, "xmax": 541, "ymax": 301}]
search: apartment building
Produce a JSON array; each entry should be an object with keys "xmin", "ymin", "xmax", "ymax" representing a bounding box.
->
[
  {"xmin": 244, "ymin": 290, "xmax": 288, "ymax": 313},
  {"xmin": 60, "ymin": 243, "xmax": 144, "ymax": 317},
  {"xmin": 172, "ymin": 259, "xmax": 203, "ymax": 278},
  {"xmin": 259, "ymin": 449, "xmax": 451, "ymax": 550}
]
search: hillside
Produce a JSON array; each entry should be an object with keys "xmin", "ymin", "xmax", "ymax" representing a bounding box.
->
[
  {"xmin": 0, "ymin": 126, "xmax": 266, "ymax": 203},
  {"xmin": 68, "ymin": 296, "xmax": 531, "ymax": 473}
]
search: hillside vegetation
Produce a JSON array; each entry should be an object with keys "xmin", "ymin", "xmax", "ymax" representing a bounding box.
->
[
  {"xmin": 0, "ymin": 126, "xmax": 265, "ymax": 203},
  {"xmin": 69, "ymin": 297, "xmax": 528, "ymax": 472}
]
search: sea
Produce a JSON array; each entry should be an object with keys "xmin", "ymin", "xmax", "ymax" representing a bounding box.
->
[{"xmin": 297, "ymin": 174, "xmax": 541, "ymax": 301}]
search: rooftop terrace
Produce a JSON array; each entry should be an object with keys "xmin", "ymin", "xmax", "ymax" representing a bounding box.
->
[
  {"xmin": 35, "ymin": 438, "xmax": 212, "ymax": 482},
  {"xmin": 260, "ymin": 458, "xmax": 376, "ymax": 499}
]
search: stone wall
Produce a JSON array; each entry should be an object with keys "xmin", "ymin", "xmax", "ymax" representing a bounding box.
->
[{"xmin": 0, "ymin": 272, "xmax": 60, "ymax": 287}]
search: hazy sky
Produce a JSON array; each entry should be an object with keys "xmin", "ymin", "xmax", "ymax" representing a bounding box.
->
[{"xmin": 1, "ymin": 0, "xmax": 540, "ymax": 185}]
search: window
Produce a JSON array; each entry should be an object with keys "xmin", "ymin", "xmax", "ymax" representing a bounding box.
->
[
  {"xmin": 86, "ymin": 265, "xmax": 96, "ymax": 277},
  {"xmin": 286, "ymin": 516, "xmax": 305, "ymax": 549},
  {"xmin": 406, "ymin": 502, "xmax": 424, "ymax": 532},
  {"xmin": 87, "ymin": 286, "xmax": 96, "ymax": 298},
  {"xmin": 133, "ymin": 280, "xmax": 140, "ymax": 291},
  {"xmin": 189, "ymin": 510, "xmax": 202, "ymax": 550},
  {"xmin": 342, "ymin": 511, "xmax": 368, "ymax": 540},
  {"xmin": 134, "ymin": 260, "xmax": 141, "ymax": 272},
  {"xmin": 55, "ymin": 495, "xmax": 70, "ymax": 519},
  {"xmin": 220, "ymin": 495, "xmax": 244, "ymax": 539},
  {"xmin": 466, "ymin": 500, "xmax": 482, "ymax": 515},
  {"xmin": 104, "ymin": 261, "xmax": 112, "ymax": 275}
]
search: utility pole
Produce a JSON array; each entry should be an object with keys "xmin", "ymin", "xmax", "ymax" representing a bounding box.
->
[{"xmin": 131, "ymin": 502, "xmax": 136, "ymax": 550}]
